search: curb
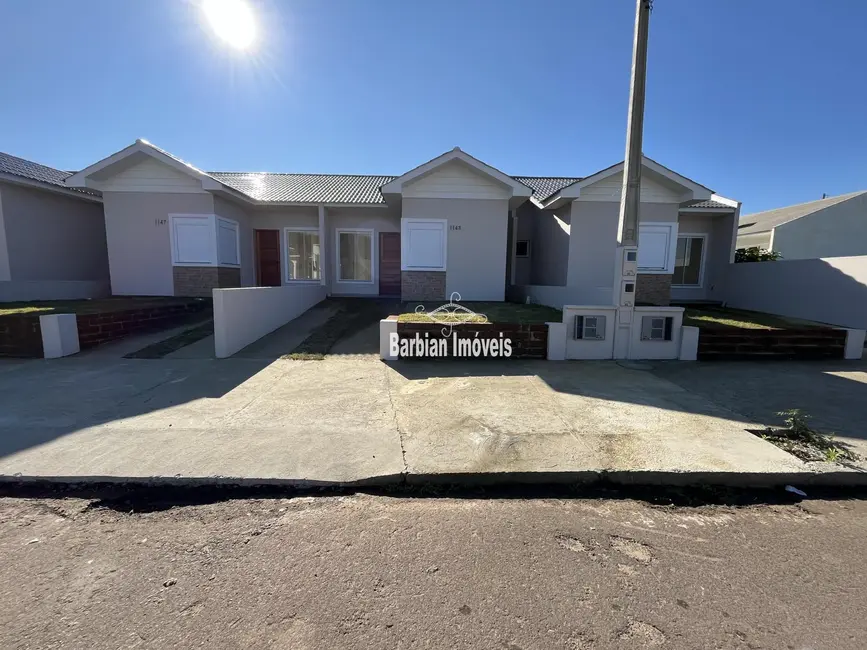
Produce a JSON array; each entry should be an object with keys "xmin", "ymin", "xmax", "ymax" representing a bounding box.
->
[{"xmin": 2, "ymin": 468, "xmax": 866, "ymax": 491}]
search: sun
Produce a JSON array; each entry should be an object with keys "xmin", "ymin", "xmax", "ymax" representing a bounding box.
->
[{"xmin": 202, "ymin": 0, "xmax": 257, "ymax": 50}]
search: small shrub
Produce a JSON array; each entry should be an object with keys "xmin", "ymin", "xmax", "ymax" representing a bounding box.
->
[
  {"xmin": 735, "ymin": 247, "xmax": 782, "ymax": 263},
  {"xmin": 752, "ymin": 409, "xmax": 858, "ymax": 464}
]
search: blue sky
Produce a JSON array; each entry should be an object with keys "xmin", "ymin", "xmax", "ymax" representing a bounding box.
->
[{"xmin": 0, "ymin": 0, "xmax": 865, "ymax": 214}]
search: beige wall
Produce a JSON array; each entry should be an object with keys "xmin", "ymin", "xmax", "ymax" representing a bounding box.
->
[
  {"xmin": 103, "ymin": 191, "xmax": 214, "ymax": 296},
  {"xmin": 403, "ymin": 197, "xmax": 509, "ymax": 301},
  {"xmin": 735, "ymin": 230, "xmax": 772, "ymax": 251},
  {"xmin": 0, "ymin": 182, "xmax": 108, "ymax": 283}
]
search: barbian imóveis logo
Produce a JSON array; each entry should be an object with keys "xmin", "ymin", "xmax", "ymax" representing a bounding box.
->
[{"xmin": 390, "ymin": 293, "xmax": 513, "ymax": 358}]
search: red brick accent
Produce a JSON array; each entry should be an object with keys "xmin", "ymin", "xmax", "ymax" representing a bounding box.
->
[
  {"xmin": 0, "ymin": 314, "xmax": 43, "ymax": 358},
  {"xmin": 636, "ymin": 274, "xmax": 672, "ymax": 306},
  {"xmin": 697, "ymin": 328, "xmax": 846, "ymax": 360},
  {"xmin": 397, "ymin": 322, "xmax": 548, "ymax": 359},
  {"xmin": 401, "ymin": 271, "xmax": 446, "ymax": 302},
  {"xmin": 173, "ymin": 266, "xmax": 241, "ymax": 297},
  {"xmin": 75, "ymin": 300, "xmax": 212, "ymax": 349}
]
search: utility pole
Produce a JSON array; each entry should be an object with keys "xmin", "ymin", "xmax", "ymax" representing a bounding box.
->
[{"xmin": 616, "ymin": 0, "xmax": 652, "ymax": 246}]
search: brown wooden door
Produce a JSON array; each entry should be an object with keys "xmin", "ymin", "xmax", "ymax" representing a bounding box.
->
[
  {"xmin": 379, "ymin": 232, "xmax": 401, "ymax": 296},
  {"xmin": 256, "ymin": 230, "xmax": 281, "ymax": 287}
]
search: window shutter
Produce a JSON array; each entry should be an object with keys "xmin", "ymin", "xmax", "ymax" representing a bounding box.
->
[
  {"xmin": 664, "ymin": 316, "xmax": 673, "ymax": 341},
  {"xmin": 573, "ymin": 315, "xmax": 584, "ymax": 340}
]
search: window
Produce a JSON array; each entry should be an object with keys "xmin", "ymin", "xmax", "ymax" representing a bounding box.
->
[
  {"xmin": 171, "ymin": 215, "xmax": 214, "ymax": 265},
  {"xmin": 285, "ymin": 230, "xmax": 320, "ymax": 281},
  {"xmin": 515, "ymin": 240, "xmax": 530, "ymax": 258},
  {"xmin": 574, "ymin": 315, "xmax": 606, "ymax": 340},
  {"xmin": 338, "ymin": 230, "xmax": 373, "ymax": 282},
  {"xmin": 217, "ymin": 218, "xmax": 240, "ymax": 266},
  {"xmin": 640, "ymin": 316, "xmax": 673, "ymax": 341},
  {"xmin": 402, "ymin": 219, "xmax": 447, "ymax": 271},
  {"xmin": 637, "ymin": 223, "xmax": 677, "ymax": 273},
  {"xmin": 673, "ymin": 236, "xmax": 705, "ymax": 286}
]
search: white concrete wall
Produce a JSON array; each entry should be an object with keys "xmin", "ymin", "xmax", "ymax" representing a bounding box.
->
[
  {"xmin": 629, "ymin": 307, "xmax": 684, "ymax": 360},
  {"xmin": 724, "ymin": 255, "xmax": 867, "ymax": 329},
  {"xmin": 403, "ymin": 197, "xmax": 509, "ymax": 300},
  {"xmin": 102, "ymin": 191, "xmax": 215, "ymax": 296},
  {"xmin": 213, "ymin": 283, "xmax": 326, "ymax": 358},
  {"xmin": 563, "ymin": 306, "xmax": 617, "ymax": 359},
  {"xmin": 512, "ymin": 284, "xmax": 613, "ymax": 310}
]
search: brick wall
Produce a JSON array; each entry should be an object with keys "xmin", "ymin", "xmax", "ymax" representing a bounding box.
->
[
  {"xmin": 397, "ymin": 322, "xmax": 548, "ymax": 359},
  {"xmin": 636, "ymin": 274, "xmax": 672, "ymax": 306},
  {"xmin": 0, "ymin": 314, "xmax": 43, "ymax": 358},
  {"xmin": 76, "ymin": 300, "xmax": 212, "ymax": 349},
  {"xmin": 173, "ymin": 266, "xmax": 241, "ymax": 297},
  {"xmin": 401, "ymin": 271, "xmax": 446, "ymax": 302}
]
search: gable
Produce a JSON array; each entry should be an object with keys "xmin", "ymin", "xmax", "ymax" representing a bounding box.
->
[
  {"xmin": 578, "ymin": 171, "xmax": 685, "ymax": 204},
  {"xmin": 98, "ymin": 157, "xmax": 206, "ymax": 194},
  {"xmin": 402, "ymin": 160, "xmax": 511, "ymax": 200}
]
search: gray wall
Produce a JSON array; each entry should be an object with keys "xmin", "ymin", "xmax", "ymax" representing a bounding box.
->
[
  {"xmin": 512, "ymin": 202, "xmax": 535, "ymax": 286},
  {"xmin": 103, "ymin": 191, "xmax": 214, "ymax": 296},
  {"xmin": 671, "ymin": 212, "xmax": 735, "ymax": 302},
  {"xmin": 529, "ymin": 204, "xmax": 570, "ymax": 286},
  {"xmin": 0, "ymin": 182, "xmax": 108, "ymax": 282},
  {"xmin": 736, "ymin": 230, "xmax": 772, "ymax": 251},
  {"xmin": 213, "ymin": 196, "xmax": 255, "ymax": 287},
  {"xmin": 724, "ymin": 255, "xmax": 867, "ymax": 329},
  {"xmin": 772, "ymin": 193, "xmax": 867, "ymax": 260},
  {"xmin": 404, "ymin": 197, "xmax": 509, "ymax": 301}
]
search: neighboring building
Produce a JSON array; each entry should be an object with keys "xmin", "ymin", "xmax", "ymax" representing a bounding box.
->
[
  {"xmin": 0, "ymin": 152, "xmax": 109, "ymax": 302},
  {"xmin": 737, "ymin": 190, "xmax": 867, "ymax": 260},
  {"xmin": 64, "ymin": 140, "xmax": 739, "ymax": 306}
]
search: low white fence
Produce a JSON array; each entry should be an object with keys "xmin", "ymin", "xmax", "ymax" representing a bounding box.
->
[
  {"xmin": 213, "ymin": 284, "xmax": 326, "ymax": 358},
  {"xmin": 724, "ymin": 255, "xmax": 867, "ymax": 329}
]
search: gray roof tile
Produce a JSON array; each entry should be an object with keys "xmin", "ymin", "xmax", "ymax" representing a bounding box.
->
[
  {"xmin": 0, "ymin": 151, "xmax": 101, "ymax": 197},
  {"xmin": 683, "ymin": 200, "xmax": 735, "ymax": 210},
  {"xmin": 738, "ymin": 191, "xmax": 867, "ymax": 234},
  {"xmin": 209, "ymin": 172, "xmax": 581, "ymax": 204}
]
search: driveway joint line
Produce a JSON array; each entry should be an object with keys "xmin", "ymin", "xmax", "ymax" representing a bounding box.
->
[{"xmin": 382, "ymin": 363, "xmax": 408, "ymax": 477}]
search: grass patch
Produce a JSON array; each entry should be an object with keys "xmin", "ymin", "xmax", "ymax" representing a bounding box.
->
[
  {"xmin": 752, "ymin": 409, "xmax": 858, "ymax": 464},
  {"xmin": 682, "ymin": 306, "xmax": 817, "ymax": 330},
  {"xmin": 123, "ymin": 320, "xmax": 214, "ymax": 359},
  {"xmin": 281, "ymin": 352, "xmax": 326, "ymax": 361},
  {"xmin": 0, "ymin": 297, "xmax": 207, "ymax": 317},
  {"xmin": 398, "ymin": 301, "xmax": 561, "ymax": 325}
]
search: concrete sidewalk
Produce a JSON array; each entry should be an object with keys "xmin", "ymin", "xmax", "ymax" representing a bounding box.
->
[{"xmin": 0, "ymin": 355, "xmax": 862, "ymax": 487}]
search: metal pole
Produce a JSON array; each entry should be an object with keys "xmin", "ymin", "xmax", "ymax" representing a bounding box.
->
[{"xmin": 617, "ymin": 0, "xmax": 652, "ymax": 247}]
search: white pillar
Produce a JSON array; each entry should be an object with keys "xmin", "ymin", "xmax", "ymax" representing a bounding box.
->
[
  {"xmin": 380, "ymin": 319, "xmax": 398, "ymax": 360},
  {"xmin": 843, "ymin": 329, "xmax": 866, "ymax": 360},
  {"xmin": 679, "ymin": 325, "xmax": 699, "ymax": 361},
  {"xmin": 546, "ymin": 322, "xmax": 566, "ymax": 360},
  {"xmin": 40, "ymin": 314, "xmax": 80, "ymax": 358}
]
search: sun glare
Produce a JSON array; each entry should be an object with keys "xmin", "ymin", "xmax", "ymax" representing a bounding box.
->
[{"xmin": 202, "ymin": 0, "xmax": 256, "ymax": 50}]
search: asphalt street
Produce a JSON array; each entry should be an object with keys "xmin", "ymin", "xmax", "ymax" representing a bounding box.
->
[{"xmin": 0, "ymin": 489, "xmax": 864, "ymax": 649}]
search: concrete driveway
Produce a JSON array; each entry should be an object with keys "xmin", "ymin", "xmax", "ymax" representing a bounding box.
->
[{"xmin": 3, "ymin": 350, "xmax": 849, "ymax": 485}]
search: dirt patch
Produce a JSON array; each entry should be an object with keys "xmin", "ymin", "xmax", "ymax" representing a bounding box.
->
[{"xmin": 750, "ymin": 409, "xmax": 859, "ymax": 464}]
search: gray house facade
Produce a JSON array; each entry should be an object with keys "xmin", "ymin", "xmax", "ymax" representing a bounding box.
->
[
  {"xmin": 0, "ymin": 153, "xmax": 109, "ymax": 302},
  {"xmin": 737, "ymin": 190, "xmax": 867, "ymax": 260},
  {"xmin": 64, "ymin": 140, "xmax": 739, "ymax": 308}
]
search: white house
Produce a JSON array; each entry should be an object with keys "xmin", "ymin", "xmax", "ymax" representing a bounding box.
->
[
  {"xmin": 63, "ymin": 140, "xmax": 740, "ymax": 308},
  {"xmin": 737, "ymin": 190, "xmax": 867, "ymax": 260}
]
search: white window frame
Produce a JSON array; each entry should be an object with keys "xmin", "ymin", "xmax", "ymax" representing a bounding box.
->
[
  {"xmin": 640, "ymin": 315, "xmax": 674, "ymax": 341},
  {"xmin": 170, "ymin": 214, "xmax": 217, "ymax": 266},
  {"xmin": 671, "ymin": 233, "xmax": 707, "ymax": 288},
  {"xmin": 573, "ymin": 314, "xmax": 606, "ymax": 340},
  {"xmin": 216, "ymin": 217, "xmax": 241, "ymax": 267},
  {"xmin": 401, "ymin": 218, "xmax": 448, "ymax": 272},
  {"xmin": 515, "ymin": 239, "xmax": 530, "ymax": 258},
  {"xmin": 336, "ymin": 228, "xmax": 375, "ymax": 284},
  {"xmin": 283, "ymin": 227, "xmax": 321, "ymax": 284},
  {"xmin": 637, "ymin": 222, "xmax": 678, "ymax": 274}
]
